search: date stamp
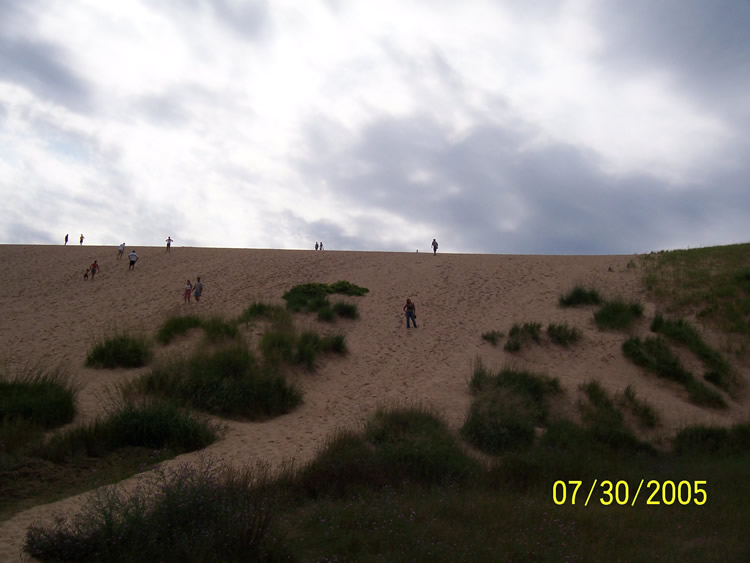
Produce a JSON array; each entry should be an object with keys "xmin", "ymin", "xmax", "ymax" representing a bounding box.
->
[{"xmin": 552, "ymin": 480, "xmax": 707, "ymax": 506}]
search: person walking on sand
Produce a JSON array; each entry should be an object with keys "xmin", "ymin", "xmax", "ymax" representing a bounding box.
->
[
  {"xmin": 193, "ymin": 276, "xmax": 203, "ymax": 302},
  {"xmin": 166, "ymin": 236, "xmax": 173, "ymax": 252},
  {"xmin": 128, "ymin": 250, "xmax": 138, "ymax": 270},
  {"xmin": 89, "ymin": 260, "xmax": 99, "ymax": 280},
  {"xmin": 65, "ymin": 234, "xmax": 68, "ymax": 245},
  {"xmin": 431, "ymin": 238, "xmax": 438, "ymax": 256},
  {"xmin": 117, "ymin": 242, "xmax": 125, "ymax": 260},
  {"xmin": 79, "ymin": 234, "xmax": 84, "ymax": 246},
  {"xmin": 403, "ymin": 298, "xmax": 417, "ymax": 328},
  {"xmin": 320, "ymin": 241, "xmax": 324, "ymax": 250},
  {"xmin": 83, "ymin": 268, "xmax": 89, "ymax": 280},
  {"xmin": 184, "ymin": 280, "xmax": 192, "ymax": 303}
]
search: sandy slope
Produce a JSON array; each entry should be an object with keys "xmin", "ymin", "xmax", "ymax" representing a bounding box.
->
[{"xmin": 0, "ymin": 245, "xmax": 747, "ymax": 560}]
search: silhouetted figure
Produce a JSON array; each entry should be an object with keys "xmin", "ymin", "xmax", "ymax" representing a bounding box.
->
[
  {"xmin": 431, "ymin": 239, "xmax": 438, "ymax": 255},
  {"xmin": 315, "ymin": 242, "xmax": 319, "ymax": 251},
  {"xmin": 83, "ymin": 268, "xmax": 89, "ymax": 280},
  {"xmin": 79, "ymin": 234, "xmax": 84, "ymax": 246},
  {"xmin": 166, "ymin": 236, "xmax": 173, "ymax": 252},
  {"xmin": 320, "ymin": 241, "xmax": 324, "ymax": 250},
  {"xmin": 403, "ymin": 298, "xmax": 417, "ymax": 328},
  {"xmin": 90, "ymin": 260, "xmax": 99, "ymax": 280},
  {"xmin": 64, "ymin": 234, "xmax": 68, "ymax": 245}
]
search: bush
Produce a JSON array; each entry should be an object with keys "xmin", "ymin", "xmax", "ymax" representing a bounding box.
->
[
  {"xmin": 156, "ymin": 315, "xmax": 202, "ymax": 345},
  {"xmin": 481, "ymin": 330, "xmax": 504, "ymax": 346},
  {"xmin": 546, "ymin": 322, "xmax": 582, "ymax": 346},
  {"xmin": 283, "ymin": 281, "xmax": 369, "ymax": 313},
  {"xmin": 328, "ymin": 280, "xmax": 369, "ymax": 296},
  {"xmin": 0, "ymin": 366, "xmax": 77, "ymax": 431},
  {"xmin": 316, "ymin": 306, "xmax": 335, "ymax": 322},
  {"xmin": 620, "ymin": 385, "xmax": 659, "ymax": 428},
  {"xmin": 238, "ymin": 301, "xmax": 286, "ymax": 324},
  {"xmin": 332, "ymin": 301, "xmax": 359, "ymax": 319},
  {"xmin": 559, "ymin": 286, "xmax": 602, "ymax": 307},
  {"xmin": 86, "ymin": 333, "xmax": 153, "ymax": 369},
  {"xmin": 201, "ymin": 317, "xmax": 239, "ymax": 343},
  {"xmin": 24, "ymin": 461, "xmax": 280, "ymax": 562},
  {"xmin": 594, "ymin": 299, "xmax": 644, "ymax": 330},
  {"xmin": 504, "ymin": 322, "xmax": 542, "ymax": 351},
  {"xmin": 673, "ymin": 423, "xmax": 750, "ymax": 456}
]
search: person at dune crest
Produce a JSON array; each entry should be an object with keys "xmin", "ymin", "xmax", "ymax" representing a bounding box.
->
[
  {"xmin": 166, "ymin": 236, "xmax": 173, "ymax": 252},
  {"xmin": 79, "ymin": 234, "xmax": 84, "ymax": 246},
  {"xmin": 64, "ymin": 234, "xmax": 68, "ymax": 245},
  {"xmin": 403, "ymin": 298, "xmax": 417, "ymax": 328},
  {"xmin": 431, "ymin": 238, "xmax": 438, "ymax": 255},
  {"xmin": 117, "ymin": 243, "xmax": 125, "ymax": 260}
]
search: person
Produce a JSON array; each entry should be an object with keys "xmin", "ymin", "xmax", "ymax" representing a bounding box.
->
[
  {"xmin": 89, "ymin": 260, "xmax": 99, "ymax": 280},
  {"xmin": 403, "ymin": 298, "xmax": 417, "ymax": 328},
  {"xmin": 315, "ymin": 242, "xmax": 319, "ymax": 251},
  {"xmin": 166, "ymin": 236, "xmax": 173, "ymax": 252},
  {"xmin": 128, "ymin": 250, "xmax": 139, "ymax": 270},
  {"xmin": 83, "ymin": 268, "xmax": 89, "ymax": 280},
  {"xmin": 431, "ymin": 238, "xmax": 438, "ymax": 256},
  {"xmin": 193, "ymin": 276, "xmax": 203, "ymax": 302},
  {"xmin": 117, "ymin": 243, "xmax": 125, "ymax": 260},
  {"xmin": 65, "ymin": 234, "xmax": 68, "ymax": 245},
  {"xmin": 320, "ymin": 241, "xmax": 324, "ymax": 250},
  {"xmin": 184, "ymin": 280, "xmax": 192, "ymax": 303},
  {"xmin": 79, "ymin": 234, "xmax": 85, "ymax": 246}
]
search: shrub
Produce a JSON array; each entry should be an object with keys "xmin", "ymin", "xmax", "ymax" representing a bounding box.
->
[
  {"xmin": 316, "ymin": 306, "xmax": 335, "ymax": 322},
  {"xmin": 546, "ymin": 322, "xmax": 582, "ymax": 346},
  {"xmin": 673, "ymin": 423, "xmax": 750, "ymax": 456},
  {"xmin": 156, "ymin": 315, "xmax": 202, "ymax": 345},
  {"xmin": 24, "ymin": 461, "xmax": 280, "ymax": 562},
  {"xmin": 320, "ymin": 334, "xmax": 347, "ymax": 355},
  {"xmin": 283, "ymin": 281, "xmax": 369, "ymax": 313},
  {"xmin": 481, "ymin": 330, "xmax": 504, "ymax": 346},
  {"xmin": 86, "ymin": 333, "xmax": 152, "ymax": 369},
  {"xmin": 504, "ymin": 322, "xmax": 542, "ymax": 351},
  {"xmin": 0, "ymin": 366, "xmax": 77, "ymax": 430},
  {"xmin": 559, "ymin": 286, "xmax": 602, "ymax": 307},
  {"xmin": 201, "ymin": 317, "xmax": 239, "ymax": 343},
  {"xmin": 332, "ymin": 301, "xmax": 359, "ymax": 319},
  {"xmin": 328, "ymin": 280, "xmax": 369, "ymax": 296},
  {"xmin": 136, "ymin": 345, "xmax": 302, "ymax": 419},
  {"xmin": 620, "ymin": 385, "xmax": 659, "ymax": 428},
  {"xmin": 238, "ymin": 301, "xmax": 285, "ymax": 323},
  {"xmin": 594, "ymin": 299, "xmax": 644, "ymax": 330}
]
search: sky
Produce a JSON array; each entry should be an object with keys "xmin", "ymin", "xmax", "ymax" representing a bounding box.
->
[{"xmin": 1, "ymin": 0, "xmax": 748, "ymax": 254}]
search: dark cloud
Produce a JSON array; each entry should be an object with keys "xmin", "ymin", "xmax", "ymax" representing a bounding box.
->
[
  {"xmin": 300, "ymin": 113, "xmax": 748, "ymax": 254},
  {"xmin": 0, "ymin": 31, "xmax": 93, "ymax": 113},
  {"xmin": 593, "ymin": 0, "xmax": 750, "ymax": 112}
]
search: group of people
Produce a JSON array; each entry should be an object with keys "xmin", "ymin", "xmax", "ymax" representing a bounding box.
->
[
  {"xmin": 314, "ymin": 241, "xmax": 324, "ymax": 250},
  {"xmin": 183, "ymin": 277, "xmax": 203, "ymax": 303},
  {"xmin": 64, "ymin": 234, "xmax": 85, "ymax": 246}
]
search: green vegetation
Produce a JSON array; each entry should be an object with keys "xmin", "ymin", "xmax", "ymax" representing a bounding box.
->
[
  {"xmin": 651, "ymin": 314, "xmax": 737, "ymax": 394},
  {"xmin": 504, "ymin": 321, "xmax": 542, "ymax": 352},
  {"xmin": 481, "ymin": 329, "xmax": 504, "ymax": 346},
  {"xmin": 620, "ymin": 384, "xmax": 660, "ymax": 428},
  {"xmin": 462, "ymin": 361, "xmax": 561, "ymax": 454},
  {"xmin": 200, "ymin": 316, "xmax": 240, "ymax": 343},
  {"xmin": 283, "ymin": 281, "xmax": 369, "ymax": 315},
  {"xmin": 622, "ymin": 336, "xmax": 727, "ymax": 409},
  {"xmin": 641, "ymin": 243, "xmax": 750, "ymax": 339},
  {"xmin": 673, "ymin": 422, "xmax": 750, "ymax": 456},
  {"xmin": 0, "ymin": 366, "xmax": 77, "ymax": 431},
  {"xmin": 594, "ymin": 298, "xmax": 644, "ymax": 330},
  {"xmin": 86, "ymin": 333, "xmax": 153, "ymax": 368},
  {"xmin": 24, "ymin": 402, "xmax": 750, "ymax": 562},
  {"xmin": 134, "ymin": 345, "xmax": 302, "ymax": 419},
  {"xmin": 546, "ymin": 322, "xmax": 582, "ymax": 346},
  {"xmin": 331, "ymin": 301, "xmax": 359, "ymax": 319},
  {"xmin": 237, "ymin": 301, "xmax": 286, "ymax": 324},
  {"xmin": 559, "ymin": 285, "xmax": 603, "ymax": 307},
  {"xmin": 156, "ymin": 314, "xmax": 202, "ymax": 344}
]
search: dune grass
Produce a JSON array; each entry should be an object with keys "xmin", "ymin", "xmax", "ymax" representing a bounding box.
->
[
  {"xmin": 504, "ymin": 321, "xmax": 542, "ymax": 352},
  {"xmin": 156, "ymin": 314, "xmax": 202, "ymax": 344},
  {"xmin": 481, "ymin": 329, "xmax": 504, "ymax": 346},
  {"xmin": 86, "ymin": 332, "xmax": 153, "ymax": 369},
  {"xmin": 622, "ymin": 336, "xmax": 727, "ymax": 409},
  {"xmin": 283, "ymin": 281, "xmax": 369, "ymax": 314},
  {"xmin": 0, "ymin": 366, "xmax": 77, "ymax": 433},
  {"xmin": 546, "ymin": 322, "xmax": 582, "ymax": 346},
  {"xmin": 237, "ymin": 301, "xmax": 286, "ymax": 324},
  {"xmin": 559, "ymin": 285, "xmax": 603, "ymax": 307},
  {"xmin": 593, "ymin": 298, "xmax": 644, "ymax": 330},
  {"xmin": 619, "ymin": 384, "xmax": 660, "ymax": 429},
  {"xmin": 135, "ymin": 344, "xmax": 302, "ymax": 419}
]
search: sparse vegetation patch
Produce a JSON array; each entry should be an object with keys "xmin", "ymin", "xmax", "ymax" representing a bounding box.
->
[
  {"xmin": 86, "ymin": 333, "xmax": 153, "ymax": 369},
  {"xmin": 594, "ymin": 299, "xmax": 644, "ymax": 330},
  {"xmin": 559, "ymin": 285, "xmax": 603, "ymax": 307}
]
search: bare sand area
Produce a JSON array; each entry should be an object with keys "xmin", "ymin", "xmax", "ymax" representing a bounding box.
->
[{"xmin": 1, "ymin": 244, "xmax": 747, "ymax": 560}]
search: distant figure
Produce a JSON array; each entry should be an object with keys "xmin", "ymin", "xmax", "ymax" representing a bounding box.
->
[
  {"xmin": 89, "ymin": 260, "xmax": 99, "ymax": 280},
  {"xmin": 320, "ymin": 241, "xmax": 324, "ymax": 250},
  {"xmin": 128, "ymin": 250, "xmax": 138, "ymax": 270},
  {"xmin": 315, "ymin": 242, "xmax": 319, "ymax": 251},
  {"xmin": 184, "ymin": 280, "xmax": 192, "ymax": 303},
  {"xmin": 79, "ymin": 234, "xmax": 84, "ymax": 246},
  {"xmin": 65, "ymin": 234, "xmax": 69, "ymax": 245},
  {"xmin": 193, "ymin": 276, "xmax": 203, "ymax": 302},
  {"xmin": 403, "ymin": 298, "xmax": 417, "ymax": 328},
  {"xmin": 83, "ymin": 268, "xmax": 89, "ymax": 280},
  {"xmin": 431, "ymin": 239, "xmax": 438, "ymax": 256},
  {"xmin": 117, "ymin": 243, "xmax": 125, "ymax": 260},
  {"xmin": 166, "ymin": 236, "xmax": 173, "ymax": 252}
]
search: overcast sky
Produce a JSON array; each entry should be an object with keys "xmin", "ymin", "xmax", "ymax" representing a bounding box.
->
[{"xmin": 1, "ymin": 0, "xmax": 748, "ymax": 254}]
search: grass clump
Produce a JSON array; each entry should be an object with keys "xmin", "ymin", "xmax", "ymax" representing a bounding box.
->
[
  {"xmin": 559, "ymin": 285, "xmax": 602, "ymax": 307},
  {"xmin": 283, "ymin": 281, "xmax": 369, "ymax": 315},
  {"xmin": 0, "ymin": 367, "xmax": 77, "ymax": 433},
  {"xmin": 504, "ymin": 322, "xmax": 542, "ymax": 352},
  {"xmin": 623, "ymin": 336, "xmax": 727, "ymax": 409},
  {"xmin": 238, "ymin": 301, "xmax": 286, "ymax": 324},
  {"xmin": 86, "ymin": 333, "xmax": 153, "ymax": 369},
  {"xmin": 462, "ymin": 361, "xmax": 561, "ymax": 454},
  {"xmin": 135, "ymin": 345, "xmax": 302, "ymax": 420},
  {"xmin": 546, "ymin": 322, "xmax": 582, "ymax": 346},
  {"xmin": 328, "ymin": 280, "xmax": 369, "ymax": 296},
  {"xmin": 673, "ymin": 423, "xmax": 750, "ymax": 456},
  {"xmin": 619, "ymin": 384, "xmax": 659, "ymax": 428},
  {"xmin": 24, "ymin": 460, "xmax": 282, "ymax": 562},
  {"xmin": 481, "ymin": 330, "xmax": 504, "ymax": 346},
  {"xmin": 200, "ymin": 316, "xmax": 239, "ymax": 343},
  {"xmin": 156, "ymin": 314, "xmax": 202, "ymax": 345},
  {"xmin": 594, "ymin": 299, "xmax": 644, "ymax": 330},
  {"xmin": 651, "ymin": 314, "xmax": 737, "ymax": 394},
  {"xmin": 332, "ymin": 301, "xmax": 359, "ymax": 319}
]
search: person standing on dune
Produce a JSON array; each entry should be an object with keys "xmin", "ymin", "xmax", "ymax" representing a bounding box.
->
[
  {"xmin": 403, "ymin": 298, "xmax": 417, "ymax": 328},
  {"xmin": 128, "ymin": 250, "xmax": 138, "ymax": 270},
  {"xmin": 64, "ymin": 234, "xmax": 68, "ymax": 245},
  {"xmin": 166, "ymin": 236, "xmax": 173, "ymax": 252},
  {"xmin": 184, "ymin": 280, "xmax": 192, "ymax": 303},
  {"xmin": 193, "ymin": 276, "xmax": 203, "ymax": 302},
  {"xmin": 79, "ymin": 234, "xmax": 84, "ymax": 246},
  {"xmin": 431, "ymin": 238, "xmax": 438, "ymax": 255}
]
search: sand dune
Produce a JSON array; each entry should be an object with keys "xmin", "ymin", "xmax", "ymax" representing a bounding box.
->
[{"xmin": 0, "ymin": 245, "xmax": 747, "ymax": 561}]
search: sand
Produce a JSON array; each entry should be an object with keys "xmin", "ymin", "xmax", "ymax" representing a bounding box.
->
[{"xmin": 0, "ymin": 244, "xmax": 747, "ymax": 560}]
